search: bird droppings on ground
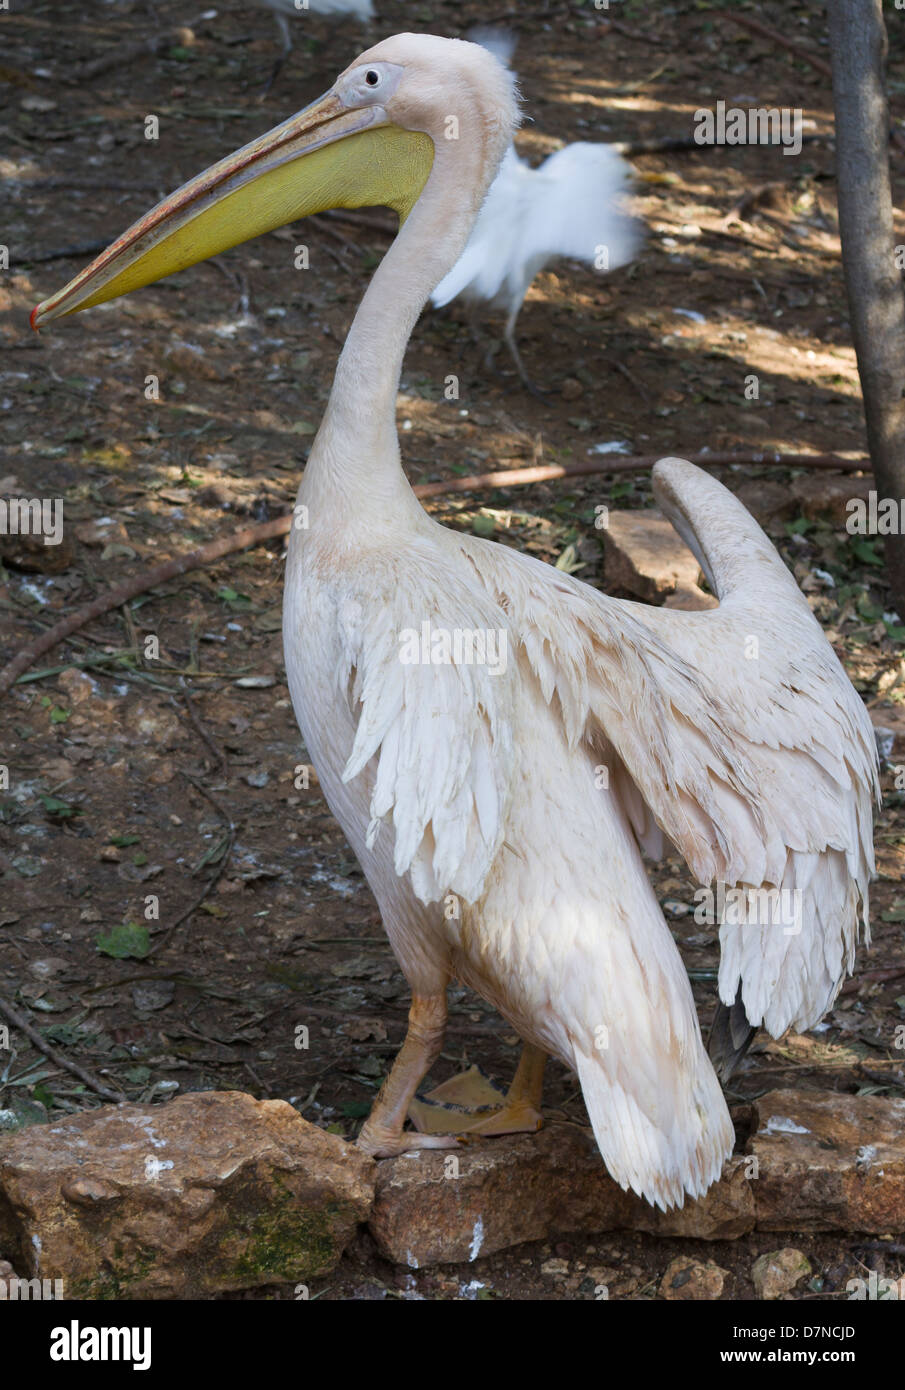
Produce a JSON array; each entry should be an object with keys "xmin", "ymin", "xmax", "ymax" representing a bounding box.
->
[{"xmin": 0, "ymin": 0, "xmax": 904, "ymax": 1300}]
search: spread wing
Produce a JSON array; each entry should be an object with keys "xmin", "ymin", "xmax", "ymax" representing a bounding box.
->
[
  {"xmin": 515, "ymin": 143, "xmax": 639, "ymax": 270},
  {"xmin": 458, "ymin": 457, "xmax": 878, "ymax": 1038},
  {"xmin": 431, "ymin": 142, "xmax": 639, "ymax": 312},
  {"xmin": 336, "ymin": 550, "xmax": 516, "ymax": 906}
]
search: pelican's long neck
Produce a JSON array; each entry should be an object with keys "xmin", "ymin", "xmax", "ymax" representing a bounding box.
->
[{"xmin": 302, "ymin": 120, "xmax": 504, "ymax": 526}]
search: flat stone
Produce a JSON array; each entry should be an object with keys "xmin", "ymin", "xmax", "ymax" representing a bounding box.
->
[
  {"xmin": 0, "ymin": 1091, "xmax": 375, "ymax": 1299},
  {"xmin": 663, "ymin": 580, "xmax": 719, "ymax": 611},
  {"xmin": 121, "ymin": 698, "xmax": 184, "ymax": 751},
  {"xmin": 734, "ymin": 480, "xmax": 797, "ymax": 529},
  {"xmin": 603, "ymin": 508, "xmax": 713, "ymax": 606},
  {"xmin": 751, "ymin": 1247, "xmax": 811, "ymax": 1300},
  {"xmin": 790, "ymin": 472, "xmax": 873, "ymax": 525},
  {"xmin": 660, "ymin": 1256, "xmax": 728, "ymax": 1300},
  {"xmin": 369, "ymin": 1123, "xmax": 753, "ymax": 1268},
  {"xmin": 750, "ymin": 1089, "xmax": 905, "ymax": 1233},
  {"xmin": 74, "ymin": 517, "xmax": 130, "ymax": 548}
]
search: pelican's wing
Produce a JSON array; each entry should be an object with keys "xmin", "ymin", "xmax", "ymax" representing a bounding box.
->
[
  {"xmin": 460, "ymin": 458, "xmax": 878, "ymax": 1038},
  {"xmin": 336, "ymin": 555, "xmax": 515, "ymax": 906}
]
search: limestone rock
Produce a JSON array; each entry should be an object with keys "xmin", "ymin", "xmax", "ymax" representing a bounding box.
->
[
  {"xmin": 790, "ymin": 472, "xmax": 873, "ymax": 525},
  {"xmin": 663, "ymin": 580, "xmax": 719, "ymax": 611},
  {"xmin": 0, "ymin": 1091, "xmax": 375, "ymax": 1298},
  {"xmin": 751, "ymin": 1248, "xmax": 811, "ymax": 1300},
  {"xmin": 369, "ymin": 1124, "xmax": 753, "ymax": 1268},
  {"xmin": 165, "ymin": 343, "xmax": 225, "ymax": 382},
  {"xmin": 750, "ymin": 1089, "xmax": 905, "ymax": 1233},
  {"xmin": 122, "ymin": 698, "xmax": 183, "ymax": 750},
  {"xmin": 660, "ymin": 1256, "xmax": 728, "ymax": 1300},
  {"xmin": 734, "ymin": 480, "xmax": 797, "ymax": 529},
  {"xmin": 56, "ymin": 669, "xmax": 99, "ymax": 707},
  {"xmin": 602, "ymin": 508, "xmax": 715, "ymax": 606},
  {"xmin": 74, "ymin": 517, "xmax": 129, "ymax": 548}
]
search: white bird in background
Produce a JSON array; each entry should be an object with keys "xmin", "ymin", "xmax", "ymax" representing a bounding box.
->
[
  {"xmin": 33, "ymin": 35, "xmax": 878, "ymax": 1211},
  {"xmin": 104, "ymin": 0, "xmax": 375, "ymax": 88},
  {"xmin": 431, "ymin": 29, "xmax": 640, "ymax": 389},
  {"xmin": 256, "ymin": 0, "xmax": 374, "ymax": 88}
]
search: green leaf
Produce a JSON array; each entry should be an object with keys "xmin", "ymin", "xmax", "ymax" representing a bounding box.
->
[
  {"xmin": 856, "ymin": 593, "xmax": 883, "ymax": 621},
  {"xmin": 217, "ymin": 586, "xmax": 252, "ymax": 610},
  {"xmin": 45, "ymin": 1023, "xmax": 93, "ymax": 1046},
  {"xmin": 95, "ymin": 922, "xmax": 150, "ymax": 960},
  {"xmin": 471, "ymin": 513, "xmax": 495, "ymax": 538},
  {"xmin": 40, "ymin": 794, "xmax": 79, "ymax": 819},
  {"xmin": 109, "ymin": 834, "xmax": 140, "ymax": 848},
  {"xmin": 850, "ymin": 538, "xmax": 883, "ymax": 567},
  {"xmin": 49, "ymin": 706, "xmax": 70, "ymax": 724}
]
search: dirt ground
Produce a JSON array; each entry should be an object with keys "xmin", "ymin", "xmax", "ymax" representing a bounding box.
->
[{"xmin": 1, "ymin": 0, "xmax": 904, "ymax": 1301}]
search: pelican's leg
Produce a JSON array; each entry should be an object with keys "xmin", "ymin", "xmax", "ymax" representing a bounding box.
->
[
  {"xmin": 463, "ymin": 1043, "xmax": 546, "ymax": 1135},
  {"xmin": 356, "ymin": 993, "xmax": 461, "ymax": 1157},
  {"xmin": 502, "ymin": 304, "xmax": 549, "ymax": 401},
  {"xmin": 408, "ymin": 1043, "xmax": 546, "ymax": 1137}
]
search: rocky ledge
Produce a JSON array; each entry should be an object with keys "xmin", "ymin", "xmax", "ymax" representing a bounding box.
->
[{"xmin": 0, "ymin": 1086, "xmax": 901, "ymax": 1294}]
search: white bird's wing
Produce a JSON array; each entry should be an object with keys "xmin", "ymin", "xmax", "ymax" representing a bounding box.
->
[
  {"xmin": 430, "ymin": 147, "xmax": 530, "ymax": 308},
  {"xmin": 336, "ymin": 553, "xmax": 515, "ymax": 906},
  {"xmin": 431, "ymin": 143, "xmax": 639, "ymax": 314},
  {"xmin": 518, "ymin": 143, "xmax": 639, "ymax": 270},
  {"xmin": 459, "ymin": 457, "xmax": 878, "ymax": 1039}
]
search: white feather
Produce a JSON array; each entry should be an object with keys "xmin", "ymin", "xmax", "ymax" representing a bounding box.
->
[{"xmin": 431, "ymin": 142, "xmax": 640, "ymax": 322}]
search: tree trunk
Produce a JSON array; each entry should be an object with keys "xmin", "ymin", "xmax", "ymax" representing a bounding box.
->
[{"xmin": 827, "ymin": 0, "xmax": 905, "ymax": 614}]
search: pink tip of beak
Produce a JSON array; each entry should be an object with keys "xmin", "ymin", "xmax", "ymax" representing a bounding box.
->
[{"xmin": 29, "ymin": 305, "xmax": 41, "ymax": 333}]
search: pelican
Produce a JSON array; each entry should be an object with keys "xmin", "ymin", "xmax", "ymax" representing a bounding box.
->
[
  {"xmin": 31, "ymin": 34, "xmax": 877, "ymax": 1210},
  {"xmin": 431, "ymin": 29, "xmax": 640, "ymax": 390}
]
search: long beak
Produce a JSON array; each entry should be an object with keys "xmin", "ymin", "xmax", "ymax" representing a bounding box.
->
[{"xmin": 31, "ymin": 91, "xmax": 433, "ymax": 329}]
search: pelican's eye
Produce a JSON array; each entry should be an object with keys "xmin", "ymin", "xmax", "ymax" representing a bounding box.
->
[{"xmin": 365, "ymin": 69, "xmax": 380, "ymax": 87}]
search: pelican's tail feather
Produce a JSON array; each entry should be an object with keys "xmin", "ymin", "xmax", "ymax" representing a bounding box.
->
[{"xmin": 573, "ymin": 1045, "xmax": 734, "ymax": 1212}]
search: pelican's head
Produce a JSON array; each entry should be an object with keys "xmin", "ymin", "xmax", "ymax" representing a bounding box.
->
[{"xmin": 31, "ymin": 33, "xmax": 518, "ymax": 330}]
